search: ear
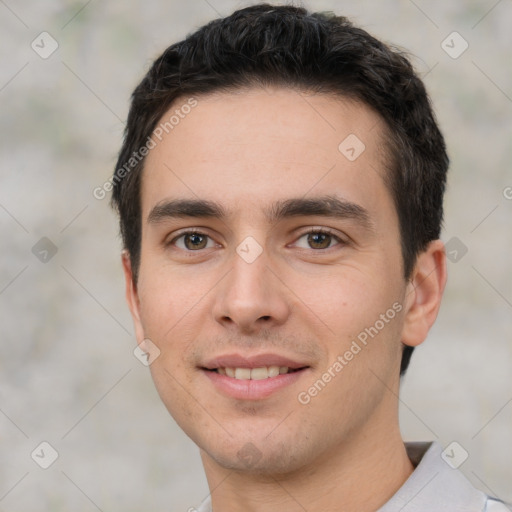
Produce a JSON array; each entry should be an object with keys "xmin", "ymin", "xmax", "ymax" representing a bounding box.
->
[
  {"xmin": 122, "ymin": 250, "xmax": 146, "ymax": 343},
  {"xmin": 401, "ymin": 239, "xmax": 447, "ymax": 348}
]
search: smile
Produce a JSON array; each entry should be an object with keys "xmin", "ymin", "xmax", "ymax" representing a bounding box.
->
[
  {"xmin": 210, "ymin": 366, "xmax": 304, "ymax": 379},
  {"xmin": 201, "ymin": 367, "xmax": 310, "ymax": 400}
]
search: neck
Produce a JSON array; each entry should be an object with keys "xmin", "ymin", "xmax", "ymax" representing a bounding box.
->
[{"xmin": 201, "ymin": 421, "xmax": 413, "ymax": 512}]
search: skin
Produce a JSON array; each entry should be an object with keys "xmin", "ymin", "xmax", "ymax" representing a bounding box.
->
[{"xmin": 123, "ymin": 87, "xmax": 447, "ymax": 512}]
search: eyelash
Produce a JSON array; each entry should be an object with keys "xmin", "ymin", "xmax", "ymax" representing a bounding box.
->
[{"xmin": 168, "ymin": 228, "xmax": 345, "ymax": 251}]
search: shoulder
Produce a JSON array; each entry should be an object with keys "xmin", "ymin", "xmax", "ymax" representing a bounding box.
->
[{"xmin": 384, "ymin": 442, "xmax": 510, "ymax": 512}]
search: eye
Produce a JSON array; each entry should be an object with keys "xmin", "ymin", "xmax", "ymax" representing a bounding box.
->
[
  {"xmin": 172, "ymin": 231, "xmax": 216, "ymax": 251},
  {"xmin": 294, "ymin": 229, "xmax": 343, "ymax": 250}
]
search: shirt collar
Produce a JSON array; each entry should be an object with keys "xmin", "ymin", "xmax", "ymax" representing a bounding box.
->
[
  {"xmin": 377, "ymin": 441, "xmax": 487, "ymax": 512},
  {"xmin": 196, "ymin": 441, "xmax": 488, "ymax": 512}
]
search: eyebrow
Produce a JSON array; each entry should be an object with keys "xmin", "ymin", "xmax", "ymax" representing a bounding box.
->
[{"xmin": 147, "ymin": 195, "xmax": 374, "ymax": 230}]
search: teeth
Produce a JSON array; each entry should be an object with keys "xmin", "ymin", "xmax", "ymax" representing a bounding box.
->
[
  {"xmin": 234, "ymin": 368, "xmax": 251, "ymax": 380},
  {"xmin": 217, "ymin": 365, "xmax": 288, "ymax": 379},
  {"xmin": 268, "ymin": 366, "xmax": 280, "ymax": 377}
]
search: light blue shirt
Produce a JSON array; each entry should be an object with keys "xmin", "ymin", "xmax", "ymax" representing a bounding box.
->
[{"xmin": 195, "ymin": 441, "xmax": 509, "ymax": 511}]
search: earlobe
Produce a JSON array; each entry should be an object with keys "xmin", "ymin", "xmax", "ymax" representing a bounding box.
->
[
  {"xmin": 121, "ymin": 251, "xmax": 146, "ymax": 343},
  {"xmin": 401, "ymin": 240, "xmax": 447, "ymax": 348}
]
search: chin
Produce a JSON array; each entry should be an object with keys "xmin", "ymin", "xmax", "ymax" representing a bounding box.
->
[{"xmin": 201, "ymin": 436, "xmax": 313, "ymax": 476}]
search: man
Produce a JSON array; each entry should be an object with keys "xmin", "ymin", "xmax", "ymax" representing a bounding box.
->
[{"xmin": 110, "ymin": 4, "xmax": 508, "ymax": 511}]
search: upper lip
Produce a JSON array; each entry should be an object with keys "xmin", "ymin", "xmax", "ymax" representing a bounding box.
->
[{"xmin": 201, "ymin": 353, "xmax": 310, "ymax": 370}]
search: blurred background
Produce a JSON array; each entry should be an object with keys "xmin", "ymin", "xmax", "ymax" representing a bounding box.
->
[{"xmin": 0, "ymin": 0, "xmax": 511, "ymax": 510}]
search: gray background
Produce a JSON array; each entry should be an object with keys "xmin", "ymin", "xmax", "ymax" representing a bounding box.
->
[{"xmin": 0, "ymin": 0, "xmax": 511, "ymax": 510}]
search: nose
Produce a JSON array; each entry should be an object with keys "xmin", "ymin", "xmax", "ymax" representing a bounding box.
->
[{"xmin": 212, "ymin": 247, "xmax": 291, "ymax": 335}]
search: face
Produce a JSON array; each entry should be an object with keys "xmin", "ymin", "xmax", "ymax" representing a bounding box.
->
[{"xmin": 123, "ymin": 87, "xmax": 437, "ymax": 474}]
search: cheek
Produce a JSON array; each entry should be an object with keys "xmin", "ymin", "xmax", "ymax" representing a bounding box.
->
[
  {"xmin": 291, "ymin": 266, "xmax": 401, "ymax": 331},
  {"xmin": 148, "ymin": 360, "xmax": 205, "ymax": 434},
  {"xmin": 136, "ymin": 262, "xmax": 207, "ymax": 340},
  {"xmin": 290, "ymin": 265, "xmax": 406, "ymax": 386}
]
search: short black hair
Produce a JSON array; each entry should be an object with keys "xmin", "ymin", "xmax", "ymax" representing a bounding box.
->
[{"xmin": 111, "ymin": 3, "xmax": 449, "ymax": 376}]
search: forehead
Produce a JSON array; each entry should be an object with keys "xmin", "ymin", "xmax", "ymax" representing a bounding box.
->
[{"xmin": 140, "ymin": 87, "xmax": 392, "ymax": 220}]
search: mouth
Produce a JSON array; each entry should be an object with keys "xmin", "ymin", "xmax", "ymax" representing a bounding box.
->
[
  {"xmin": 203, "ymin": 365, "xmax": 307, "ymax": 380},
  {"xmin": 200, "ymin": 353, "xmax": 311, "ymax": 400}
]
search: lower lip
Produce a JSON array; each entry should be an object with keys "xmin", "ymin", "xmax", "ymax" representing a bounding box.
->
[{"xmin": 202, "ymin": 368, "xmax": 309, "ymax": 400}]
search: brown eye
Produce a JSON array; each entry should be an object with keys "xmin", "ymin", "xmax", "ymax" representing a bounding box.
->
[
  {"xmin": 184, "ymin": 233, "xmax": 208, "ymax": 250},
  {"xmin": 307, "ymin": 232, "xmax": 333, "ymax": 249},
  {"xmin": 294, "ymin": 229, "xmax": 342, "ymax": 250},
  {"xmin": 172, "ymin": 232, "xmax": 214, "ymax": 250}
]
